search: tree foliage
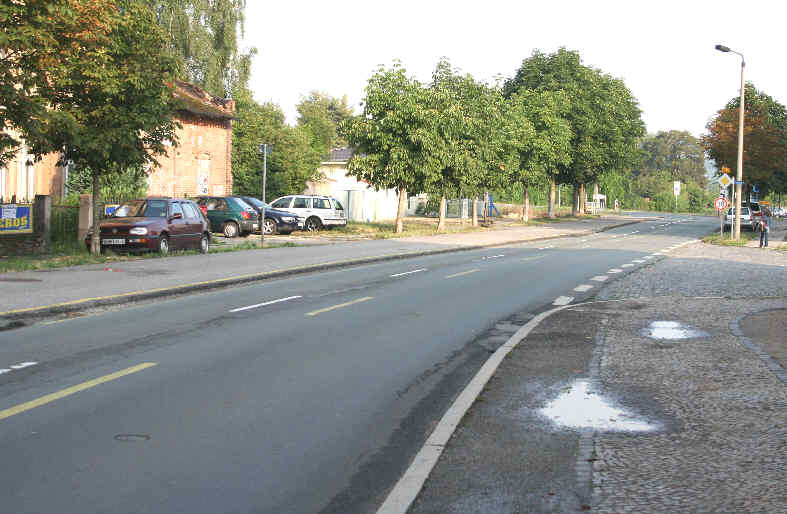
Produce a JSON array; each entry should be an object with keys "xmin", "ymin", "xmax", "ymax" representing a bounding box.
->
[
  {"xmin": 296, "ymin": 91, "xmax": 354, "ymax": 154},
  {"xmin": 638, "ymin": 130, "xmax": 706, "ymax": 187},
  {"xmin": 147, "ymin": 0, "xmax": 256, "ymax": 97},
  {"xmin": 231, "ymin": 89, "xmax": 321, "ymax": 201},
  {"xmin": 504, "ymin": 48, "xmax": 645, "ymax": 211},
  {"xmin": 0, "ymin": 0, "xmax": 117, "ymax": 164},
  {"xmin": 702, "ymin": 84, "xmax": 787, "ymax": 196}
]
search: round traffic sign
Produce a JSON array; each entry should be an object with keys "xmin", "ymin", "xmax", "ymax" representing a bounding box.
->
[{"xmin": 714, "ymin": 196, "xmax": 729, "ymax": 211}]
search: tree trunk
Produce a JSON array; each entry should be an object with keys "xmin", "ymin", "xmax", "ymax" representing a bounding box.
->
[
  {"xmin": 572, "ymin": 184, "xmax": 579, "ymax": 217},
  {"xmin": 437, "ymin": 194, "xmax": 447, "ymax": 231},
  {"xmin": 472, "ymin": 196, "xmax": 478, "ymax": 227},
  {"xmin": 90, "ymin": 170, "xmax": 101, "ymax": 255},
  {"xmin": 523, "ymin": 185, "xmax": 530, "ymax": 222},
  {"xmin": 483, "ymin": 190, "xmax": 488, "ymax": 224},
  {"xmin": 580, "ymin": 184, "xmax": 586, "ymax": 214},
  {"xmin": 395, "ymin": 188, "xmax": 406, "ymax": 233},
  {"xmin": 548, "ymin": 180, "xmax": 556, "ymax": 218}
]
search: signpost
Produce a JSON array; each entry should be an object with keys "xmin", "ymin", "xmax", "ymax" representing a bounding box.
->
[
  {"xmin": 258, "ymin": 143, "xmax": 272, "ymax": 247},
  {"xmin": 673, "ymin": 181, "xmax": 680, "ymax": 211}
]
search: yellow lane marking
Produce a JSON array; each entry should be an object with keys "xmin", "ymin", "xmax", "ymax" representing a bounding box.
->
[
  {"xmin": 446, "ymin": 269, "xmax": 480, "ymax": 279},
  {"xmin": 305, "ymin": 296, "xmax": 374, "ymax": 317},
  {"xmin": 0, "ymin": 362, "xmax": 157, "ymax": 422}
]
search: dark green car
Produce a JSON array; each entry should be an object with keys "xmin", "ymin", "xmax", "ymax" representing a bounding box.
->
[{"xmin": 195, "ymin": 196, "xmax": 259, "ymax": 237}]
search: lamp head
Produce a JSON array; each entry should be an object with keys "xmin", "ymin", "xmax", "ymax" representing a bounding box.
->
[{"xmin": 715, "ymin": 44, "xmax": 731, "ymax": 52}]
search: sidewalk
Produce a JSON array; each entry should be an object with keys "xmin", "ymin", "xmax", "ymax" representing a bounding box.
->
[
  {"xmin": 0, "ymin": 216, "xmax": 640, "ymax": 321},
  {"xmin": 407, "ymin": 241, "xmax": 787, "ymax": 513}
]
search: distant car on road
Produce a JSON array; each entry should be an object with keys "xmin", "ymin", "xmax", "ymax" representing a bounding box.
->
[
  {"xmin": 195, "ymin": 196, "xmax": 258, "ymax": 237},
  {"xmin": 268, "ymin": 194, "xmax": 347, "ymax": 231},
  {"xmin": 238, "ymin": 196, "xmax": 301, "ymax": 235},
  {"xmin": 85, "ymin": 197, "xmax": 210, "ymax": 254}
]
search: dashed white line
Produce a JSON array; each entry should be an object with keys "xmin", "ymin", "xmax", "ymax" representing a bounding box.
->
[
  {"xmin": 632, "ymin": 259, "xmax": 646, "ymax": 263},
  {"xmin": 591, "ymin": 275, "xmax": 609, "ymax": 282},
  {"xmin": 482, "ymin": 254, "xmax": 505, "ymax": 260},
  {"xmin": 390, "ymin": 268, "xmax": 427, "ymax": 278},
  {"xmin": 643, "ymin": 256, "xmax": 654, "ymax": 259},
  {"xmin": 446, "ymin": 269, "xmax": 480, "ymax": 279},
  {"xmin": 229, "ymin": 296, "xmax": 302, "ymax": 313},
  {"xmin": 0, "ymin": 369, "xmax": 11, "ymax": 375},
  {"xmin": 552, "ymin": 296, "xmax": 574, "ymax": 306},
  {"xmin": 622, "ymin": 263, "xmax": 634, "ymax": 268},
  {"xmin": 10, "ymin": 362, "xmax": 37, "ymax": 370},
  {"xmin": 573, "ymin": 284, "xmax": 594, "ymax": 292},
  {"xmin": 608, "ymin": 268, "xmax": 623, "ymax": 273}
]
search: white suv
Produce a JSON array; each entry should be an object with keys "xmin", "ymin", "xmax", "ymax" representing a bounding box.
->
[{"xmin": 269, "ymin": 195, "xmax": 347, "ymax": 231}]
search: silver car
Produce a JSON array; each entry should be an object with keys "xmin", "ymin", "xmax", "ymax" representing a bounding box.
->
[{"xmin": 724, "ymin": 207, "xmax": 753, "ymax": 230}]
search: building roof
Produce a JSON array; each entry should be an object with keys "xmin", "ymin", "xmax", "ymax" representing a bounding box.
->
[
  {"xmin": 173, "ymin": 81, "xmax": 235, "ymax": 120},
  {"xmin": 321, "ymin": 147, "xmax": 355, "ymax": 163}
]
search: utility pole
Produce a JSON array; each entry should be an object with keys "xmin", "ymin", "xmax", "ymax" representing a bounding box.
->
[{"xmin": 259, "ymin": 144, "xmax": 271, "ymax": 247}]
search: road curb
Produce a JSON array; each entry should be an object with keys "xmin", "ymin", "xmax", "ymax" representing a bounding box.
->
[
  {"xmin": 0, "ymin": 220, "xmax": 641, "ymax": 325},
  {"xmin": 376, "ymin": 302, "xmax": 578, "ymax": 514}
]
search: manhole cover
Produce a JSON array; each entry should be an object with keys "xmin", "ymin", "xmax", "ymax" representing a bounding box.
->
[{"xmin": 114, "ymin": 434, "xmax": 150, "ymax": 442}]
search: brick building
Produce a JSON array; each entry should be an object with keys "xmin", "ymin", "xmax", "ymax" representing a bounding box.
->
[{"xmin": 0, "ymin": 81, "xmax": 234, "ymax": 202}]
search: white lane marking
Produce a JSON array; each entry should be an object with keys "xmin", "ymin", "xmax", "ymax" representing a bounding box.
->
[
  {"xmin": 9, "ymin": 362, "xmax": 37, "ymax": 370},
  {"xmin": 608, "ymin": 268, "xmax": 623, "ymax": 273},
  {"xmin": 0, "ymin": 369, "xmax": 11, "ymax": 375},
  {"xmin": 652, "ymin": 253, "xmax": 662, "ymax": 256},
  {"xmin": 482, "ymin": 254, "xmax": 505, "ymax": 260},
  {"xmin": 573, "ymin": 284, "xmax": 593, "ymax": 292},
  {"xmin": 581, "ymin": 239, "xmax": 588, "ymax": 242},
  {"xmin": 520, "ymin": 256, "xmax": 544, "ymax": 262},
  {"xmin": 643, "ymin": 256, "xmax": 654, "ymax": 259},
  {"xmin": 622, "ymin": 263, "xmax": 634, "ymax": 268},
  {"xmin": 553, "ymin": 296, "xmax": 574, "ymax": 306},
  {"xmin": 446, "ymin": 269, "xmax": 480, "ymax": 279},
  {"xmin": 632, "ymin": 259, "xmax": 646, "ymax": 263},
  {"xmin": 610, "ymin": 235, "xmax": 617, "ymax": 238},
  {"xmin": 390, "ymin": 268, "xmax": 427, "ymax": 278},
  {"xmin": 631, "ymin": 230, "xmax": 640, "ymax": 234},
  {"xmin": 591, "ymin": 275, "xmax": 609, "ymax": 282},
  {"xmin": 229, "ymin": 296, "xmax": 302, "ymax": 313}
]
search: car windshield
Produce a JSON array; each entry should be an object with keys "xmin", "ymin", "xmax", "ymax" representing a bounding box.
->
[
  {"xmin": 242, "ymin": 197, "xmax": 264, "ymax": 209},
  {"xmin": 116, "ymin": 199, "xmax": 168, "ymax": 217},
  {"xmin": 233, "ymin": 197, "xmax": 255, "ymax": 210}
]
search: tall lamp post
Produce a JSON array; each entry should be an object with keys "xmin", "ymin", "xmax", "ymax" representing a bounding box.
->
[
  {"xmin": 715, "ymin": 44, "xmax": 745, "ymax": 240},
  {"xmin": 258, "ymin": 143, "xmax": 271, "ymax": 247}
]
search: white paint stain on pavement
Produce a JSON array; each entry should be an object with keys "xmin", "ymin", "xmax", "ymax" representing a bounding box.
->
[
  {"xmin": 540, "ymin": 380, "xmax": 657, "ymax": 432},
  {"xmin": 642, "ymin": 321, "xmax": 709, "ymax": 340},
  {"xmin": 552, "ymin": 296, "xmax": 574, "ymax": 306}
]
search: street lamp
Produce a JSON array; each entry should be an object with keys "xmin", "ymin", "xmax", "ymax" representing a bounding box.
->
[{"xmin": 715, "ymin": 44, "xmax": 745, "ymax": 240}]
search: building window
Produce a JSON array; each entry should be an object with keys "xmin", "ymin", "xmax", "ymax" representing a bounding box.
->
[
  {"xmin": 17, "ymin": 145, "xmax": 34, "ymax": 202},
  {"xmin": 197, "ymin": 158, "xmax": 210, "ymax": 195}
]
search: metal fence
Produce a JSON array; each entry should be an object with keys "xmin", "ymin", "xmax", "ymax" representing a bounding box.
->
[{"xmin": 51, "ymin": 204, "xmax": 79, "ymax": 244}]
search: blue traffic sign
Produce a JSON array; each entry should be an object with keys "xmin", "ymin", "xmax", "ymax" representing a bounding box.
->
[{"xmin": 735, "ymin": 180, "xmax": 744, "ymax": 185}]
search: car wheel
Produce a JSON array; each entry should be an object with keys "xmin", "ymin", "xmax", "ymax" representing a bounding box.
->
[
  {"xmin": 263, "ymin": 218, "xmax": 278, "ymax": 235},
  {"xmin": 223, "ymin": 221, "xmax": 239, "ymax": 238},
  {"xmin": 158, "ymin": 235, "xmax": 169, "ymax": 255},
  {"xmin": 304, "ymin": 216, "xmax": 322, "ymax": 232},
  {"xmin": 199, "ymin": 233, "xmax": 209, "ymax": 254}
]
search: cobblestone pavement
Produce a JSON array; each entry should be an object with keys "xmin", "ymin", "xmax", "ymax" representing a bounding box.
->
[
  {"xmin": 592, "ymin": 242, "xmax": 787, "ymax": 513},
  {"xmin": 410, "ymin": 240, "xmax": 787, "ymax": 513}
]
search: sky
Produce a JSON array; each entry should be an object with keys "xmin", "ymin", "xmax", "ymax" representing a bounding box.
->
[{"xmin": 243, "ymin": 0, "xmax": 785, "ymax": 138}]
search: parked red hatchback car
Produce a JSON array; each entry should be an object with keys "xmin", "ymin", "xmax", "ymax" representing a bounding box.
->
[{"xmin": 85, "ymin": 197, "xmax": 210, "ymax": 254}]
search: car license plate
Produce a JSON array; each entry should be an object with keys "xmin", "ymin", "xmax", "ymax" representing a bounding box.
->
[{"xmin": 102, "ymin": 238, "xmax": 125, "ymax": 245}]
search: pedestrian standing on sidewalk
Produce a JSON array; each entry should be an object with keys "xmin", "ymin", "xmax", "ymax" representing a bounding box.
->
[{"xmin": 759, "ymin": 217, "xmax": 769, "ymax": 247}]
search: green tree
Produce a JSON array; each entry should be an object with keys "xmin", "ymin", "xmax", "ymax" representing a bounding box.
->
[
  {"xmin": 504, "ymin": 89, "xmax": 572, "ymax": 221},
  {"xmin": 65, "ymin": 165, "xmax": 148, "ymax": 204},
  {"xmin": 296, "ymin": 91, "xmax": 354, "ymax": 154},
  {"xmin": 231, "ymin": 89, "xmax": 322, "ymax": 201},
  {"xmin": 702, "ymin": 84, "xmax": 787, "ymax": 197},
  {"xmin": 37, "ymin": 0, "xmax": 180, "ymax": 255},
  {"xmin": 0, "ymin": 0, "xmax": 117, "ymax": 164},
  {"xmin": 343, "ymin": 63, "xmax": 433, "ymax": 233},
  {"xmin": 147, "ymin": 0, "xmax": 256, "ymax": 97},
  {"xmin": 638, "ymin": 131, "xmax": 707, "ymax": 187},
  {"xmin": 504, "ymin": 48, "xmax": 645, "ymax": 215}
]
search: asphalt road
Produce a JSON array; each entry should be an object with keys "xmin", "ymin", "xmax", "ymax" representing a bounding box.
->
[{"xmin": 0, "ymin": 214, "xmax": 717, "ymax": 514}]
